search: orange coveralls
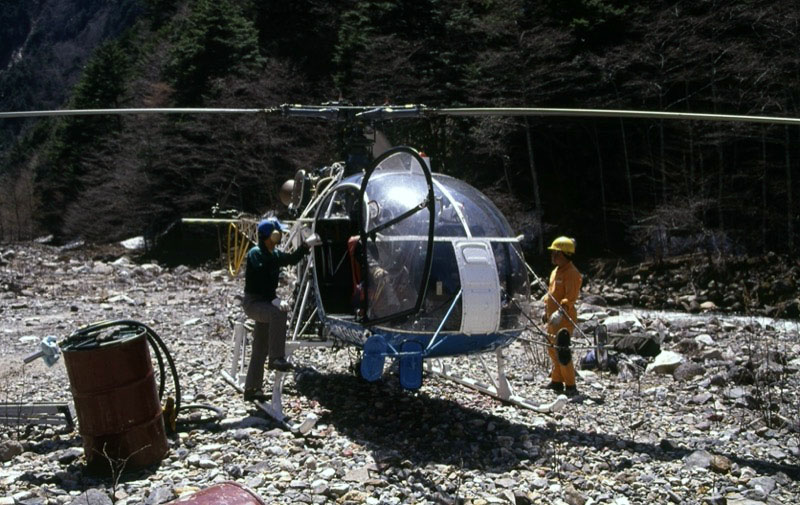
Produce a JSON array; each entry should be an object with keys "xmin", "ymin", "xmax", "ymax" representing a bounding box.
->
[{"xmin": 544, "ymin": 261, "xmax": 582, "ymax": 386}]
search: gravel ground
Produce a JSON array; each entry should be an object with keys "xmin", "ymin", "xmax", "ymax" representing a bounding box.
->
[{"xmin": 1, "ymin": 243, "xmax": 798, "ymax": 505}]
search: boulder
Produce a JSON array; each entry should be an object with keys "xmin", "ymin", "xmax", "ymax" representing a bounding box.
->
[
  {"xmin": 700, "ymin": 349, "xmax": 724, "ymax": 361},
  {"xmin": 646, "ymin": 351, "xmax": 684, "ymax": 374},
  {"xmin": 0, "ymin": 440, "xmax": 23, "ymax": 462},
  {"xmin": 690, "ymin": 392, "xmax": 713, "ymax": 404},
  {"xmin": 694, "ymin": 334, "xmax": 715, "ymax": 346},
  {"xmin": 725, "ymin": 492, "xmax": 768, "ymax": 505},
  {"xmin": 749, "ymin": 476, "xmax": 776, "ymax": 496},
  {"xmin": 603, "ymin": 314, "xmax": 644, "ymax": 333},
  {"xmin": 700, "ymin": 301, "xmax": 718, "ymax": 311},
  {"xmin": 120, "ymin": 236, "xmax": 145, "ymax": 250},
  {"xmin": 582, "ymin": 294, "xmax": 608, "ymax": 307},
  {"xmin": 683, "ymin": 449, "xmax": 712, "ymax": 469},
  {"xmin": 710, "ymin": 454, "xmax": 732, "ymax": 474},
  {"xmin": 91, "ymin": 262, "xmax": 114, "ymax": 275},
  {"xmin": 673, "ymin": 362, "xmax": 706, "ymax": 381}
]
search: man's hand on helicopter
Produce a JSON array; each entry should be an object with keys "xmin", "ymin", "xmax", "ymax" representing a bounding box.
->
[
  {"xmin": 272, "ymin": 298, "xmax": 291, "ymax": 312},
  {"xmin": 304, "ymin": 233, "xmax": 322, "ymax": 248}
]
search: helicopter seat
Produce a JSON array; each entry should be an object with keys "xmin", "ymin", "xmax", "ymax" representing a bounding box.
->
[
  {"xmin": 347, "ymin": 236, "xmax": 364, "ymax": 314},
  {"xmin": 314, "ymin": 218, "xmax": 357, "ymax": 315}
]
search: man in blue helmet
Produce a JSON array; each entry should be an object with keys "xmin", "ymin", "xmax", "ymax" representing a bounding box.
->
[{"xmin": 242, "ymin": 217, "xmax": 312, "ymax": 402}]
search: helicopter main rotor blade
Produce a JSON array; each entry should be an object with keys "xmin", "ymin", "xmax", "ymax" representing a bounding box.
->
[
  {"xmin": 0, "ymin": 104, "xmax": 415, "ymax": 121},
  {"xmin": 0, "ymin": 107, "xmax": 275, "ymax": 119},
  {"xmin": 431, "ymin": 107, "xmax": 800, "ymax": 126},
  {"xmin": 3, "ymin": 104, "xmax": 798, "ymax": 127}
]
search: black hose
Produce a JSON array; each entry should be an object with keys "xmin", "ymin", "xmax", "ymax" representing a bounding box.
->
[
  {"xmin": 176, "ymin": 404, "xmax": 226, "ymax": 427},
  {"xmin": 139, "ymin": 321, "xmax": 182, "ymax": 415},
  {"xmin": 64, "ymin": 320, "xmax": 182, "ymax": 414},
  {"xmin": 149, "ymin": 331, "xmax": 167, "ymax": 400},
  {"xmin": 62, "ymin": 320, "xmax": 224, "ymax": 430}
]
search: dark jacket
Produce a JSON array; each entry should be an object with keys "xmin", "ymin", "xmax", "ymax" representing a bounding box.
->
[{"xmin": 244, "ymin": 243, "xmax": 307, "ymax": 299}]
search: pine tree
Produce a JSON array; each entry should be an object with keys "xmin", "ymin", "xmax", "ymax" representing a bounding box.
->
[
  {"xmin": 167, "ymin": 0, "xmax": 262, "ymax": 105},
  {"xmin": 36, "ymin": 41, "xmax": 130, "ymax": 237}
]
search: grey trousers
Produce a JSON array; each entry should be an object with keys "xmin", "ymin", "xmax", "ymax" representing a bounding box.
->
[{"xmin": 242, "ymin": 293, "xmax": 288, "ymax": 391}]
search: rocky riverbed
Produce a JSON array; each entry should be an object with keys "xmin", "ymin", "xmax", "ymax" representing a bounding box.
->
[
  {"xmin": 583, "ymin": 253, "xmax": 800, "ymax": 319},
  {"xmin": 1, "ymin": 243, "xmax": 798, "ymax": 505}
]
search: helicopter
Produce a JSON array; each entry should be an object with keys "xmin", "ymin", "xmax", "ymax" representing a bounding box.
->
[
  {"xmin": 281, "ymin": 146, "xmax": 530, "ymax": 384},
  {"xmin": 4, "ymin": 103, "xmax": 800, "ymax": 431},
  {"xmin": 201, "ymin": 104, "xmax": 541, "ymax": 427}
]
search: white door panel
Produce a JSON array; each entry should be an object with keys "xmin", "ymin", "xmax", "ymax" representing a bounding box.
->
[{"xmin": 455, "ymin": 241, "xmax": 500, "ymax": 334}]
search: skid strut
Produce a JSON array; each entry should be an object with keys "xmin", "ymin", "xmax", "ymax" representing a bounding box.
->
[{"xmin": 425, "ymin": 348, "xmax": 567, "ymax": 414}]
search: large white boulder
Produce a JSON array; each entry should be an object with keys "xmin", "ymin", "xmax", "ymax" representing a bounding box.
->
[
  {"xmin": 120, "ymin": 236, "xmax": 145, "ymax": 250},
  {"xmin": 646, "ymin": 350, "xmax": 684, "ymax": 374},
  {"xmin": 602, "ymin": 313, "xmax": 644, "ymax": 333}
]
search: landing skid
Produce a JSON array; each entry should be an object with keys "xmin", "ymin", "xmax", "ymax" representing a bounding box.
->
[
  {"xmin": 426, "ymin": 349, "xmax": 568, "ymax": 414},
  {"xmin": 221, "ymin": 321, "xmax": 331, "ymax": 434}
]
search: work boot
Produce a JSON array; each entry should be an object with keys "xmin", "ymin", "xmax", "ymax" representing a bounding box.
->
[
  {"xmin": 243, "ymin": 388, "xmax": 269, "ymax": 402},
  {"xmin": 541, "ymin": 381, "xmax": 564, "ymax": 392},
  {"xmin": 564, "ymin": 385, "xmax": 579, "ymax": 398},
  {"xmin": 268, "ymin": 357, "xmax": 294, "ymax": 372}
]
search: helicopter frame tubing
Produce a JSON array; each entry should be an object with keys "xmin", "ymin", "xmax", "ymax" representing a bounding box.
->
[
  {"xmin": 226, "ymin": 218, "xmax": 258, "ymax": 276},
  {"xmin": 219, "ymin": 319, "xmax": 331, "ymax": 434}
]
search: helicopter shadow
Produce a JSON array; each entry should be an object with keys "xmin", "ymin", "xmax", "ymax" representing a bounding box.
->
[
  {"xmin": 294, "ymin": 370, "xmax": 799, "ymax": 480},
  {"xmin": 294, "ymin": 369, "xmax": 541, "ymax": 472}
]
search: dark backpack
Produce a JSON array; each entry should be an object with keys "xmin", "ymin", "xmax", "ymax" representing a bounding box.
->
[{"xmin": 610, "ymin": 334, "xmax": 661, "ymax": 357}]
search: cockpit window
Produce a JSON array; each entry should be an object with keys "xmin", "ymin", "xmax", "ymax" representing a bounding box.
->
[
  {"xmin": 433, "ymin": 185, "xmax": 468, "ymax": 237},
  {"xmin": 360, "ymin": 150, "xmax": 434, "ymax": 323},
  {"xmin": 324, "ymin": 185, "xmax": 360, "ymax": 219},
  {"xmin": 365, "ymin": 173, "xmax": 430, "ymax": 236},
  {"xmin": 435, "ymin": 175, "xmax": 511, "ymax": 238}
]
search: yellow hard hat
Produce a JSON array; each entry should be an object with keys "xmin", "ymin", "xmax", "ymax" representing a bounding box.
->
[{"xmin": 547, "ymin": 236, "xmax": 576, "ymax": 255}]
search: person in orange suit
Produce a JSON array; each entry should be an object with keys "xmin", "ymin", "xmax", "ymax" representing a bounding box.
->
[{"xmin": 542, "ymin": 236, "xmax": 582, "ymax": 397}]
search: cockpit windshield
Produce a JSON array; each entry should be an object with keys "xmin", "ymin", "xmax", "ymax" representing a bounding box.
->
[{"xmin": 314, "ymin": 149, "xmax": 530, "ymax": 334}]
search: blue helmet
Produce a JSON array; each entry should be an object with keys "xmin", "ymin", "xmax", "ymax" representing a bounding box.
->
[{"xmin": 257, "ymin": 218, "xmax": 287, "ymax": 239}]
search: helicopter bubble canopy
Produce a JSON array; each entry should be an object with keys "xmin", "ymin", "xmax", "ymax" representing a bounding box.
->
[
  {"xmin": 313, "ymin": 148, "xmax": 530, "ymax": 352},
  {"xmin": 360, "ymin": 151, "xmax": 515, "ymax": 239}
]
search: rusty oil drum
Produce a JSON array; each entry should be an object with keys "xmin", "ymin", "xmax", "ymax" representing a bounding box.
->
[
  {"xmin": 166, "ymin": 482, "xmax": 266, "ymax": 504},
  {"xmin": 61, "ymin": 325, "xmax": 168, "ymax": 470}
]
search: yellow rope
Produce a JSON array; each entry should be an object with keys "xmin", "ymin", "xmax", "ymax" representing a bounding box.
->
[{"xmin": 227, "ymin": 223, "xmax": 250, "ymax": 276}]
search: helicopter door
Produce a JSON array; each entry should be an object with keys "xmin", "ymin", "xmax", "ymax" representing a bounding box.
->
[
  {"xmin": 358, "ymin": 147, "xmax": 435, "ymax": 324},
  {"xmin": 454, "ymin": 241, "xmax": 501, "ymax": 334}
]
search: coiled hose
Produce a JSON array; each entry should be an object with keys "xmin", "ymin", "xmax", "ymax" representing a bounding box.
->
[{"xmin": 62, "ymin": 320, "xmax": 224, "ymax": 431}]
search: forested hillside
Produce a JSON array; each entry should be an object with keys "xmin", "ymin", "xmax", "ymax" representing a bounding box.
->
[{"xmin": 1, "ymin": 0, "xmax": 798, "ymax": 260}]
